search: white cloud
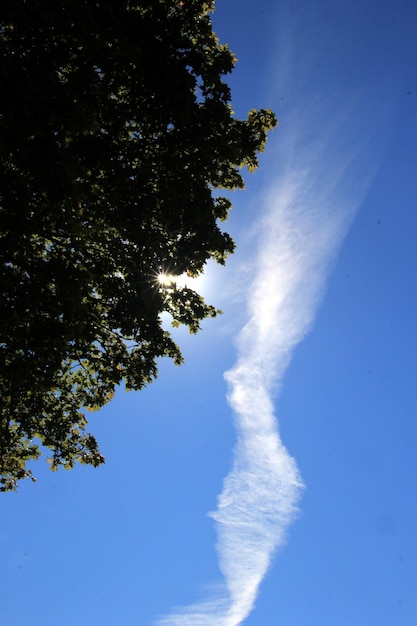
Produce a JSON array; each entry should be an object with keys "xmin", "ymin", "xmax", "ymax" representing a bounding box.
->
[
  {"xmin": 155, "ymin": 141, "xmax": 372, "ymax": 626},
  {"xmin": 155, "ymin": 54, "xmax": 380, "ymax": 625}
]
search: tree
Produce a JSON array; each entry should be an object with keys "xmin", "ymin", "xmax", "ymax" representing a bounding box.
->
[{"xmin": 0, "ymin": 0, "xmax": 277, "ymax": 491}]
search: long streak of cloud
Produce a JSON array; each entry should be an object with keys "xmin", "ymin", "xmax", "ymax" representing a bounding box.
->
[
  {"xmin": 154, "ymin": 24, "xmax": 382, "ymax": 613},
  {"xmin": 208, "ymin": 167, "xmax": 358, "ymax": 626},
  {"xmin": 155, "ymin": 101, "xmax": 375, "ymax": 624}
]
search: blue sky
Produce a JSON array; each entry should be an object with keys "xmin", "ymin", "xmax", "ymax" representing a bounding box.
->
[{"xmin": 1, "ymin": 1, "xmax": 417, "ymax": 625}]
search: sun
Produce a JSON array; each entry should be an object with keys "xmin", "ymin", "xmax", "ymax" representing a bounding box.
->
[
  {"xmin": 157, "ymin": 272, "xmax": 175, "ymax": 286},
  {"xmin": 156, "ymin": 271, "xmax": 206, "ymax": 292}
]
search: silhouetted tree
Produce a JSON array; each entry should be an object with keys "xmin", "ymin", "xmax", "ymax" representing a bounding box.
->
[{"xmin": 0, "ymin": 0, "xmax": 276, "ymax": 490}]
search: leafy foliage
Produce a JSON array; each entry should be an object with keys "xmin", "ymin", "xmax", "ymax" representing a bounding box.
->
[{"xmin": 0, "ymin": 0, "xmax": 277, "ymax": 490}]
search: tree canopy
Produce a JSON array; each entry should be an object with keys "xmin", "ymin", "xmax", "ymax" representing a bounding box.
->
[{"xmin": 0, "ymin": 0, "xmax": 277, "ymax": 491}]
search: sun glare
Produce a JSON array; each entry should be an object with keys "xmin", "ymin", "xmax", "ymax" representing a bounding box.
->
[
  {"xmin": 156, "ymin": 269, "xmax": 209, "ymax": 294},
  {"xmin": 157, "ymin": 273, "xmax": 175, "ymax": 286}
]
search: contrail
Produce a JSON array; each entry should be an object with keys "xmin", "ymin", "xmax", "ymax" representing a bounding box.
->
[
  {"xmin": 154, "ymin": 94, "xmax": 376, "ymax": 623},
  {"xmin": 208, "ymin": 166, "xmax": 357, "ymax": 626}
]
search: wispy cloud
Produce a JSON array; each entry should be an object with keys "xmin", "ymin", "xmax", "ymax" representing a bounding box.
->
[
  {"xmin": 207, "ymin": 166, "xmax": 358, "ymax": 626},
  {"xmin": 154, "ymin": 20, "xmax": 383, "ymax": 617},
  {"xmin": 155, "ymin": 98, "xmax": 375, "ymax": 624}
]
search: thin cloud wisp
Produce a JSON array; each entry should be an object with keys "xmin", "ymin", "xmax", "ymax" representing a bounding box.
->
[{"xmin": 155, "ymin": 89, "xmax": 375, "ymax": 626}]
